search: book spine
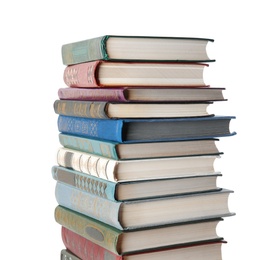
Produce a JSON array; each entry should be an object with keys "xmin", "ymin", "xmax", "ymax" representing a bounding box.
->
[
  {"xmin": 55, "ymin": 182, "xmax": 123, "ymax": 229},
  {"xmin": 57, "ymin": 115, "xmax": 124, "ymax": 143},
  {"xmin": 64, "ymin": 60, "xmax": 101, "ymax": 87},
  {"xmin": 54, "ymin": 100, "xmax": 109, "ymax": 119},
  {"xmin": 59, "ymin": 133, "xmax": 119, "ymax": 160},
  {"xmin": 52, "ymin": 165, "xmax": 117, "ymax": 201},
  {"xmin": 56, "ymin": 148, "xmax": 118, "ymax": 182},
  {"xmin": 58, "ymin": 88, "xmax": 128, "ymax": 102},
  {"xmin": 62, "ymin": 36, "xmax": 107, "ymax": 65},
  {"xmin": 55, "ymin": 205, "xmax": 122, "ymax": 254},
  {"xmin": 62, "ymin": 227, "xmax": 123, "ymax": 260}
]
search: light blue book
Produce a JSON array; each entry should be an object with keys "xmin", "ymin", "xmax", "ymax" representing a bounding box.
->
[{"xmin": 55, "ymin": 181, "xmax": 234, "ymax": 230}]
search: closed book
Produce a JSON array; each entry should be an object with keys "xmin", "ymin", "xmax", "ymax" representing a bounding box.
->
[
  {"xmin": 63, "ymin": 61, "xmax": 208, "ymax": 88},
  {"xmin": 52, "ymin": 165, "xmax": 222, "ymax": 201},
  {"xmin": 53, "ymin": 99, "xmax": 212, "ymax": 119},
  {"xmin": 57, "ymin": 115, "xmax": 236, "ymax": 143},
  {"xmin": 56, "ymin": 147, "xmax": 220, "ymax": 182},
  {"xmin": 55, "ymin": 205, "xmax": 224, "ymax": 255},
  {"xmin": 54, "ymin": 182, "xmax": 234, "ymax": 230},
  {"xmin": 60, "ymin": 241, "xmax": 225, "ymax": 260},
  {"xmin": 58, "ymin": 87, "xmax": 226, "ymax": 102},
  {"xmin": 58, "ymin": 133, "xmax": 222, "ymax": 160},
  {"xmin": 61, "ymin": 35, "xmax": 214, "ymax": 65}
]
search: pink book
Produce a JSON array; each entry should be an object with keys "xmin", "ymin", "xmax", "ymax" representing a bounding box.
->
[
  {"xmin": 63, "ymin": 60, "xmax": 208, "ymax": 88},
  {"xmin": 58, "ymin": 87, "xmax": 226, "ymax": 102}
]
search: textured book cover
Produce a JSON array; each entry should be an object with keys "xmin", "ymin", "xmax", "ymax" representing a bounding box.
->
[{"xmin": 57, "ymin": 115, "xmax": 236, "ymax": 143}]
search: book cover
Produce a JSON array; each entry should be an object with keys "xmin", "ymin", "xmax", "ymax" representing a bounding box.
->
[
  {"xmin": 63, "ymin": 60, "xmax": 208, "ymax": 88},
  {"xmin": 53, "ymin": 99, "xmax": 212, "ymax": 119},
  {"xmin": 58, "ymin": 133, "xmax": 222, "ymax": 160},
  {"xmin": 56, "ymin": 147, "xmax": 220, "ymax": 182},
  {"xmin": 61, "ymin": 35, "xmax": 215, "ymax": 65},
  {"xmin": 52, "ymin": 165, "xmax": 222, "ymax": 201},
  {"xmin": 55, "ymin": 205, "xmax": 223, "ymax": 255},
  {"xmin": 54, "ymin": 182, "xmax": 234, "ymax": 230},
  {"xmin": 57, "ymin": 115, "xmax": 236, "ymax": 143},
  {"xmin": 58, "ymin": 87, "xmax": 226, "ymax": 102}
]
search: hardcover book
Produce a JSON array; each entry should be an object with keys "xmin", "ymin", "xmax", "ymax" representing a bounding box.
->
[
  {"xmin": 55, "ymin": 205, "xmax": 224, "ymax": 255},
  {"xmin": 56, "ymin": 147, "xmax": 220, "ymax": 182},
  {"xmin": 52, "ymin": 165, "xmax": 222, "ymax": 201},
  {"xmin": 61, "ymin": 35, "xmax": 215, "ymax": 65},
  {"xmin": 63, "ymin": 61, "xmax": 208, "ymax": 88},
  {"xmin": 58, "ymin": 87, "xmax": 226, "ymax": 102},
  {"xmin": 54, "ymin": 99, "xmax": 213, "ymax": 119},
  {"xmin": 59, "ymin": 133, "xmax": 222, "ymax": 160},
  {"xmin": 57, "ymin": 115, "xmax": 236, "ymax": 143},
  {"xmin": 54, "ymin": 182, "xmax": 234, "ymax": 230},
  {"xmin": 60, "ymin": 241, "xmax": 225, "ymax": 260}
]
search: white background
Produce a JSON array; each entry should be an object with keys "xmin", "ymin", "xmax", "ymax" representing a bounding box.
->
[{"xmin": 1, "ymin": 0, "xmax": 272, "ymax": 259}]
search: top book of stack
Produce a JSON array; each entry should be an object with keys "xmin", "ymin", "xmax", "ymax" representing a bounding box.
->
[{"xmin": 61, "ymin": 35, "xmax": 215, "ymax": 65}]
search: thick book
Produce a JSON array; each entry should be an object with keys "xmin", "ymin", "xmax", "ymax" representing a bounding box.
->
[
  {"xmin": 52, "ymin": 165, "xmax": 222, "ymax": 201},
  {"xmin": 63, "ymin": 61, "xmax": 208, "ymax": 88},
  {"xmin": 57, "ymin": 115, "xmax": 236, "ymax": 143},
  {"xmin": 56, "ymin": 147, "xmax": 220, "ymax": 182},
  {"xmin": 54, "ymin": 99, "xmax": 213, "ymax": 119},
  {"xmin": 55, "ymin": 205, "xmax": 224, "ymax": 255},
  {"xmin": 61, "ymin": 35, "xmax": 215, "ymax": 65},
  {"xmin": 59, "ymin": 133, "xmax": 222, "ymax": 160},
  {"xmin": 60, "ymin": 241, "xmax": 225, "ymax": 260},
  {"xmin": 58, "ymin": 87, "xmax": 226, "ymax": 102},
  {"xmin": 61, "ymin": 240, "xmax": 223, "ymax": 260},
  {"xmin": 54, "ymin": 182, "xmax": 234, "ymax": 230}
]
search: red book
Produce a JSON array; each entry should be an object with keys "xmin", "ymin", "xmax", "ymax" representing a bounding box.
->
[
  {"xmin": 63, "ymin": 60, "xmax": 208, "ymax": 88},
  {"xmin": 61, "ymin": 226, "xmax": 226, "ymax": 260}
]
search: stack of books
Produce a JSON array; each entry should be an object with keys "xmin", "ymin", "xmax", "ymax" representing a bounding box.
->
[{"xmin": 53, "ymin": 35, "xmax": 236, "ymax": 260}]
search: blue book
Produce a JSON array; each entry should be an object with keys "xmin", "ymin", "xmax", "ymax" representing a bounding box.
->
[
  {"xmin": 57, "ymin": 115, "xmax": 236, "ymax": 143},
  {"xmin": 55, "ymin": 182, "xmax": 234, "ymax": 230},
  {"xmin": 52, "ymin": 165, "xmax": 222, "ymax": 201}
]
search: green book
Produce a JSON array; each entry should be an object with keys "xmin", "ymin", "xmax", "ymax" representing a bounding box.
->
[
  {"xmin": 61, "ymin": 35, "xmax": 215, "ymax": 65},
  {"xmin": 55, "ymin": 205, "xmax": 224, "ymax": 255}
]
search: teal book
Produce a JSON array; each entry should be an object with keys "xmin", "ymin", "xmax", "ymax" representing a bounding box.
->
[
  {"xmin": 58, "ymin": 133, "xmax": 222, "ymax": 160},
  {"xmin": 52, "ymin": 165, "xmax": 222, "ymax": 201},
  {"xmin": 57, "ymin": 115, "xmax": 236, "ymax": 143},
  {"xmin": 54, "ymin": 182, "xmax": 234, "ymax": 230},
  {"xmin": 61, "ymin": 35, "xmax": 215, "ymax": 65}
]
